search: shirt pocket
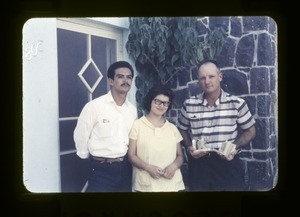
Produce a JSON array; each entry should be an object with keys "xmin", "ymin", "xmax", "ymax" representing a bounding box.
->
[
  {"xmin": 188, "ymin": 113, "xmax": 201, "ymax": 120},
  {"xmin": 94, "ymin": 116, "xmax": 114, "ymax": 138}
]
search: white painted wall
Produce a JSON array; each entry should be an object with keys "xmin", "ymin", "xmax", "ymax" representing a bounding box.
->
[{"xmin": 23, "ymin": 18, "xmax": 60, "ymax": 192}]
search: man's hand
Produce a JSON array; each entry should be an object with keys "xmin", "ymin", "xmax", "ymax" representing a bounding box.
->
[
  {"xmin": 187, "ymin": 146, "xmax": 210, "ymax": 159},
  {"xmin": 217, "ymin": 149, "xmax": 238, "ymax": 161}
]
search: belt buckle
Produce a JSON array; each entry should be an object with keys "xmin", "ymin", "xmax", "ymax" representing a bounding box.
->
[
  {"xmin": 99, "ymin": 159, "xmax": 106, "ymax": 163},
  {"xmin": 107, "ymin": 157, "xmax": 121, "ymax": 164},
  {"xmin": 116, "ymin": 157, "xmax": 123, "ymax": 163},
  {"xmin": 93, "ymin": 156, "xmax": 107, "ymax": 163},
  {"xmin": 96, "ymin": 156, "xmax": 124, "ymax": 164},
  {"xmin": 114, "ymin": 157, "xmax": 124, "ymax": 163},
  {"xmin": 108, "ymin": 159, "xmax": 115, "ymax": 164}
]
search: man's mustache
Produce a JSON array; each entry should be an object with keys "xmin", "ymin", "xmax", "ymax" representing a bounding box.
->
[{"xmin": 121, "ymin": 83, "xmax": 130, "ymax": 87}]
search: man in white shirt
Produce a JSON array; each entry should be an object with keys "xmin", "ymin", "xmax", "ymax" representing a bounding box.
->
[{"xmin": 74, "ymin": 61, "xmax": 138, "ymax": 192}]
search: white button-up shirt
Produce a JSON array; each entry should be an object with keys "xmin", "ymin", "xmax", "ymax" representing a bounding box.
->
[{"xmin": 74, "ymin": 91, "xmax": 137, "ymax": 159}]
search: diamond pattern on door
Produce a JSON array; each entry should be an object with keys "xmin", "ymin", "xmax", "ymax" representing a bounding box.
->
[{"xmin": 78, "ymin": 58, "xmax": 103, "ymax": 93}]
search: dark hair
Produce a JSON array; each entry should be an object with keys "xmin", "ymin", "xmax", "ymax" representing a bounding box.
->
[
  {"xmin": 197, "ymin": 59, "xmax": 220, "ymax": 71},
  {"xmin": 143, "ymin": 85, "xmax": 175, "ymax": 112},
  {"xmin": 107, "ymin": 61, "xmax": 134, "ymax": 79}
]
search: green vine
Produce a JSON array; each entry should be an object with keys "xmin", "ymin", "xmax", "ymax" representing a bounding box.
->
[{"xmin": 125, "ymin": 17, "xmax": 227, "ymax": 116}]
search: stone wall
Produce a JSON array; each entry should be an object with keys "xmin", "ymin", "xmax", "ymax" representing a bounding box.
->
[{"xmin": 166, "ymin": 16, "xmax": 278, "ymax": 191}]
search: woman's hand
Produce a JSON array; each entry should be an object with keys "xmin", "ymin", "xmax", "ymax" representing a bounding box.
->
[
  {"xmin": 145, "ymin": 164, "xmax": 164, "ymax": 179},
  {"xmin": 162, "ymin": 163, "xmax": 177, "ymax": 179}
]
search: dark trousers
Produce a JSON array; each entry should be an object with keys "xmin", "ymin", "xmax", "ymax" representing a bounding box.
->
[
  {"xmin": 86, "ymin": 155, "xmax": 132, "ymax": 192},
  {"xmin": 188, "ymin": 152, "xmax": 247, "ymax": 191}
]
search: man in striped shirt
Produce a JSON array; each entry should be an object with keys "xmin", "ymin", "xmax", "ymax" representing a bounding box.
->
[{"xmin": 178, "ymin": 60, "xmax": 256, "ymax": 191}]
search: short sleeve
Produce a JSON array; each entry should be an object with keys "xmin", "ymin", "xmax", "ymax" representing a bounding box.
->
[
  {"xmin": 129, "ymin": 120, "xmax": 139, "ymax": 140},
  {"xmin": 177, "ymin": 101, "xmax": 190, "ymax": 130},
  {"xmin": 237, "ymin": 98, "xmax": 256, "ymax": 130},
  {"xmin": 172, "ymin": 124, "xmax": 183, "ymax": 144}
]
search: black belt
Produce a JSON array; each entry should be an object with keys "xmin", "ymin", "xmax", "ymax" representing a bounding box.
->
[{"xmin": 92, "ymin": 156, "xmax": 124, "ymax": 164}]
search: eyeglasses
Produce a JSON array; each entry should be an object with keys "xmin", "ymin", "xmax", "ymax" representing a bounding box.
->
[{"xmin": 153, "ymin": 99, "xmax": 171, "ymax": 107}]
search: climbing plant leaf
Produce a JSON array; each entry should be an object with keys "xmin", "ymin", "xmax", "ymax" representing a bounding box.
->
[{"xmin": 125, "ymin": 17, "xmax": 227, "ymax": 116}]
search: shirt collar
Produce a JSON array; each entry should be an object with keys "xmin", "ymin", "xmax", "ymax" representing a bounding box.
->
[
  {"xmin": 219, "ymin": 89, "xmax": 229, "ymax": 103},
  {"xmin": 198, "ymin": 89, "xmax": 227, "ymax": 107},
  {"xmin": 105, "ymin": 90, "xmax": 129, "ymax": 107},
  {"xmin": 141, "ymin": 116, "xmax": 169, "ymax": 129}
]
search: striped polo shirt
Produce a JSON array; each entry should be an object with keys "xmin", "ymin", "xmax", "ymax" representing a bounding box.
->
[{"xmin": 178, "ymin": 89, "xmax": 255, "ymax": 149}]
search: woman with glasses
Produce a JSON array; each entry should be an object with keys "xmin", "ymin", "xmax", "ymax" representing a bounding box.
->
[{"xmin": 128, "ymin": 85, "xmax": 185, "ymax": 192}]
